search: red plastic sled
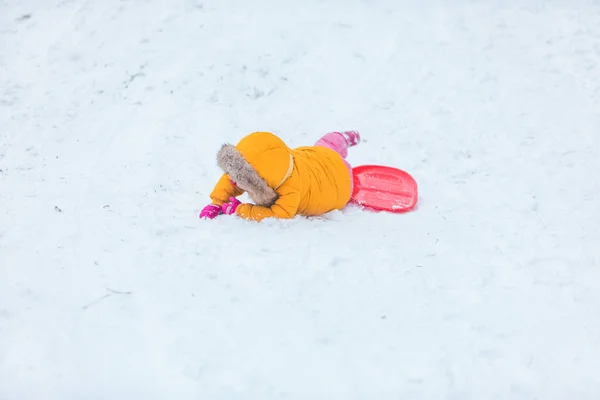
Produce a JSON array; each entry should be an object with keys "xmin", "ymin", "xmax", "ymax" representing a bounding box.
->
[{"xmin": 350, "ymin": 165, "xmax": 418, "ymax": 213}]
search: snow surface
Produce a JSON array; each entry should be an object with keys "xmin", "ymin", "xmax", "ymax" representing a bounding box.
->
[{"xmin": 1, "ymin": 0, "xmax": 600, "ymax": 398}]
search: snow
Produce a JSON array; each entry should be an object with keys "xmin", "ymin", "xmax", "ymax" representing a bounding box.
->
[{"xmin": 1, "ymin": 0, "xmax": 600, "ymax": 398}]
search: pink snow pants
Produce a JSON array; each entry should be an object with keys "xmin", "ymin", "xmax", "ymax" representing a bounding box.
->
[{"xmin": 315, "ymin": 132, "xmax": 354, "ymax": 196}]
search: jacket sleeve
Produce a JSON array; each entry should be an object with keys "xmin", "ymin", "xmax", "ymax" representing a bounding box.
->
[
  {"xmin": 209, "ymin": 173, "xmax": 245, "ymax": 205},
  {"xmin": 235, "ymin": 184, "xmax": 301, "ymax": 221}
]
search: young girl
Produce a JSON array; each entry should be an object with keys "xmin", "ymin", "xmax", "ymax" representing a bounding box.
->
[{"xmin": 199, "ymin": 130, "xmax": 361, "ymax": 221}]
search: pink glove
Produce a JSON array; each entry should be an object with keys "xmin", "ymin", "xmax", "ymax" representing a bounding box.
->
[
  {"xmin": 222, "ymin": 197, "xmax": 242, "ymax": 215},
  {"xmin": 199, "ymin": 204, "xmax": 222, "ymax": 219}
]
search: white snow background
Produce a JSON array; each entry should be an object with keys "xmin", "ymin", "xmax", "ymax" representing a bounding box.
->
[{"xmin": 1, "ymin": 0, "xmax": 599, "ymax": 399}]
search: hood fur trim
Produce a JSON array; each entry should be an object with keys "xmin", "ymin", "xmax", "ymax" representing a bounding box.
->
[{"xmin": 217, "ymin": 144, "xmax": 278, "ymax": 206}]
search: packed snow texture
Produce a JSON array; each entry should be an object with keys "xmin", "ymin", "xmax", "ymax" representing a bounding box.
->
[{"xmin": 1, "ymin": 0, "xmax": 600, "ymax": 398}]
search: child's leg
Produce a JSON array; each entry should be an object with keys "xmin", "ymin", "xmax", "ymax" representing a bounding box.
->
[{"xmin": 314, "ymin": 130, "xmax": 360, "ymax": 159}]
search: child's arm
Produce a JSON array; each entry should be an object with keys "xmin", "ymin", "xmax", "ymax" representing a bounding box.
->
[
  {"xmin": 209, "ymin": 173, "xmax": 245, "ymax": 205},
  {"xmin": 236, "ymin": 185, "xmax": 301, "ymax": 221}
]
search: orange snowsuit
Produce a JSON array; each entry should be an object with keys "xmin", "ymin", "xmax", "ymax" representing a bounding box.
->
[{"xmin": 209, "ymin": 131, "xmax": 352, "ymax": 221}]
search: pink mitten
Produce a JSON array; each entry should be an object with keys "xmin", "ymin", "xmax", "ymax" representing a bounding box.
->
[
  {"xmin": 222, "ymin": 197, "xmax": 242, "ymax": 215},
  {"xmin": 199, "ymin": 204, "xmax": 222, "ymax": 219}
]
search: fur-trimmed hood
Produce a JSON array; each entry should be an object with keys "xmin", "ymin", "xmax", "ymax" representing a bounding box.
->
[{"xmin": 217, "ymin": 132, "xmax": 294, "ymax": 206}]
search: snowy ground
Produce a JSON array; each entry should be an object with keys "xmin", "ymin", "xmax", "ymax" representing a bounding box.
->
[{"xmin": 1, "ymin": 0, "xmax": 600, "ymax": 398}]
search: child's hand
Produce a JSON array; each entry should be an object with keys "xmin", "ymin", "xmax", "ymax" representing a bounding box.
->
[
  {"xmin": 199, "ymin": 204, "xmax": 222, "ymax": 219},
  {"xmin": 222, "ymin": 197, "xmax": 242, "ymax": 215}
]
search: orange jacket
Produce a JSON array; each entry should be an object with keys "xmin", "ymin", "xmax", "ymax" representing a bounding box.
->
[{"xmin": 209, "ymin": 132, "xmax": 352, "ymax": 221}]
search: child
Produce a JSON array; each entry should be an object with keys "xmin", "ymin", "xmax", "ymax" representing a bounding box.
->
[{"xmin": 199, "ymin": 130, "xmax": 361, "ymax": 221}]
